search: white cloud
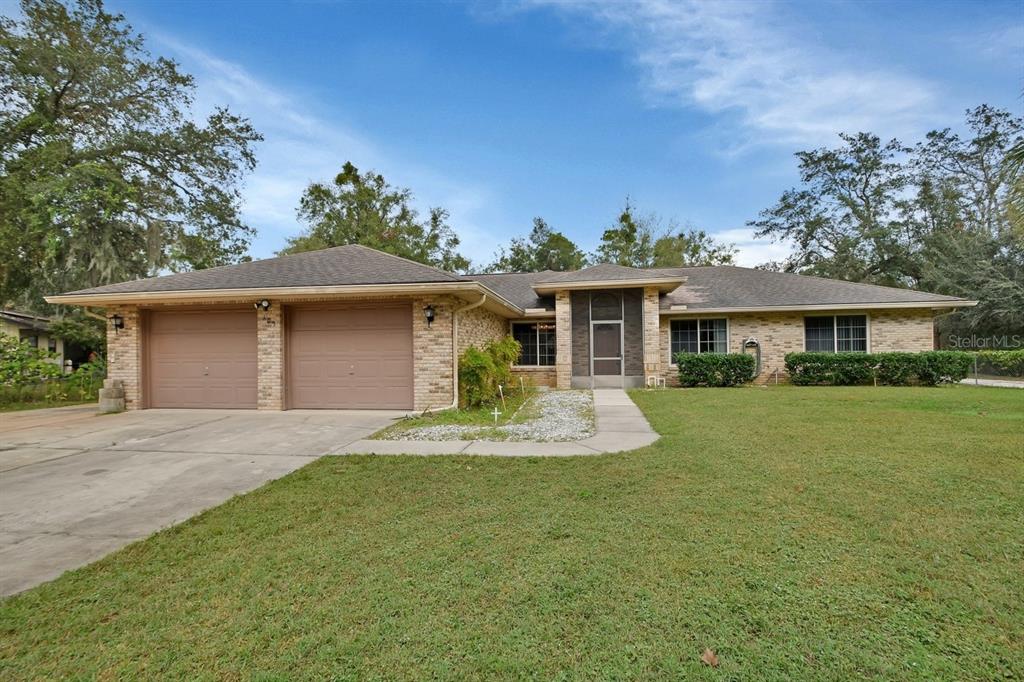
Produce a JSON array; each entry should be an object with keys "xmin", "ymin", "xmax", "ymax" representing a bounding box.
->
[
  {"xmin": 152, "ymin": 35, "xmax": 498, "ymax": 265},
  {"xmin": 714, "ymin": 228, "xmax": 793, "ymax": 268},
  {"xmin": 522, "ymin": 0, "xmax": 942, "ymax": 149}
]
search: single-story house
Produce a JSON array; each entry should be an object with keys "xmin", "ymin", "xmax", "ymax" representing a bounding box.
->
[
  {"xmin": 45, "ymin": 244, "xmax": 975, "ymax": 411},
  {"xmin": 1, "ymin": 310, "xmax": 67, "ymax": 367}
]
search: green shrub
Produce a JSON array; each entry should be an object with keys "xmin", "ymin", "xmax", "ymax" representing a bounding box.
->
[
  {"xmin": 674, "ymin": 352, "xmax": 755, "ymax": 387},
  {"xmin": 874, "ymin": 353, "xmax": 919, "ymax": 385},
  {"xmin": 915, "ymin": 351, "xmax": 973, "ymax": 386},
  {"xmin": 458, "ymin": 336, "xmax": 522, "ymax": 407},
  {"xmin": 785, "ymin": 352, "xmax": 876, "ymax": 386},
  {"xmin": 0, "ymin": 342, "xmax": 105, "ymax": 407},
  {"xmin": 975, "ymin": 349, "xmax": 1024, "ymax": 377},
  {"xmin": 785, "ymin": 351, "xmax": 973, "ymax": 386},
  {"xmin": 0, "ymin": 334, "xmax": 62, "ymax": 386}
]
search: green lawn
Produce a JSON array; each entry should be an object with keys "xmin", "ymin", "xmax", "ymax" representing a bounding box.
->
[
  {"xmin": 0, "ymin": 399, "xmax": 92, "ymax": 413},
  {"xmin": 373, "ymin": 386, "xmax": 537, "ymax": 439},
  {"xmin": 2, "ymin": 387, "xmax": 1022, "ymax": 680}
]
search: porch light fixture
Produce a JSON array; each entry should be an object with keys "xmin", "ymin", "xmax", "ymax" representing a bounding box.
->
[
  {"xmin": 255, "ymin": 299, "xmax": 271, "ymax": 312},
  {"xmin": 423, "ymin": 304, "xmax": 436, "ymax": 327},
  {"xmin": 109, "ymin": 313, "xmax": 124, "ymax": 332}
]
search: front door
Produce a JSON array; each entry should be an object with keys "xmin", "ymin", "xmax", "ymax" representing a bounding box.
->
[{"xmin": 592, "ymin": 322, "xmax": 622, "ymax": 385}]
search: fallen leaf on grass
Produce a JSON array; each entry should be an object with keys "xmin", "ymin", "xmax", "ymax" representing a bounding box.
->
[{"xmin": 701, "ymin": 648, "xmax": 719, "ymax": 667}]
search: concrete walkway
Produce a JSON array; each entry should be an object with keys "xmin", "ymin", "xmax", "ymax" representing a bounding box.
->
[
  {"xmin": 339, "ymin": 388, "xmax": 658, "ymax": 456},
  {"xmin": 959, "ymin": 378, "xmax": 1024, "ymax": 389}
]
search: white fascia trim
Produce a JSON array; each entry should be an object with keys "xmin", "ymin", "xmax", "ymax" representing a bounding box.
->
[
  {"xmin": 658, "ymin": 300, "xmax": 977, "ymax": 315},
  {"xmin": 45, "ymin": 281, "xmax": 525, "ymax": 317}
]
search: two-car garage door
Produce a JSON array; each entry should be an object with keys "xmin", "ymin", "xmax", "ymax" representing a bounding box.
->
[{"xmin": 145, "ymin": 305, "xmax": 413, "ymax": 410}]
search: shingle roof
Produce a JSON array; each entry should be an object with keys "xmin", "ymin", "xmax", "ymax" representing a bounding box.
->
[
  {"xmin": 663, "ymin": 266, "xmax": 965, "ymax": 310},
  {"xmin": 464, "ymin": 272, "xmax": 556, "ymax": 311},
  {"xmin": 533, "ymin": 263, "xmax": 680, "ymax": 284},
  {"xmin": 469, "ymin": 265, "xmax": 966, "ymax": 311},
  {"xmin": 0, "ymin": 310, "xmax": 52, "ymax": 331},
  {"xmin": 59, "ymin": 244, "xmax": 464, "ymax": 296},
  {"xmin": 51, "ymin": 244, "xmax": 970, "ymax": 313}
]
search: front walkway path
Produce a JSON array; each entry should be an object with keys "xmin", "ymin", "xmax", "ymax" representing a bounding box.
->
[
  {"xmin": 339, "ymin": 389, "xmax": 659, "ymax": 456},
  {"xmin": 959, "ymin": 378, "xmax": 1024, "ymax": 389}
]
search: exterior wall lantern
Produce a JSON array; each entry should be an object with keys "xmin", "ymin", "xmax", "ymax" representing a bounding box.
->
[
  {"xmin": 423, "ymin": 304, "xmax": 436, "ymax": 327},
  {"xmin": 254, "ymin": 299, "xmax": 271, "ymax": 312},
  {"xmin": 109, "ymin": 313, "xmax": 124, "ymax": 333}
]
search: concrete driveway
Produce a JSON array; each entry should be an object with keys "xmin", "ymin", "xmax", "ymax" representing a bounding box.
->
[{"xmin": 0, "ymin": 405, "xmax": 402, "ymax": 596}]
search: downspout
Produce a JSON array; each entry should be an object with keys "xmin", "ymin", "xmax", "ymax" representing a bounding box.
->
[{"xmin": 425, "ymin": 293, "xmax": 487, "ymax": 413}]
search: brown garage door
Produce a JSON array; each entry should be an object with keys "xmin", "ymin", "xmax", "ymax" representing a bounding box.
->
[
  {"xmin": 287, "ymin": 304, "xmax": 413, "ymax": 409},
  {"xmin": 146, "ymin": 310, "xmax": 257, "ymax": 408}
]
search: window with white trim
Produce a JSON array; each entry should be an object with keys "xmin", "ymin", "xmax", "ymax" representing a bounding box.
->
[
  {"xmin": 511, "ymin": 322, "xmax": 556, "ymax": 366},
  {"xmin": 670, "ymin": 318, "xmax": 727, "ymax": 357},
  {"xmin": 804, "ymin": 315, "xmax": 867, "ymax": 352}
]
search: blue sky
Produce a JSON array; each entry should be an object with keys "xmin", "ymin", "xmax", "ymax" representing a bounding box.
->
[{"xmin": 16, "ymin": 0, "xmax": 1024, "ymax": 267}]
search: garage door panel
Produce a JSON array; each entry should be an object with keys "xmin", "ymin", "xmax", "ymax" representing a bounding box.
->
[
  {"xmin": 147, "ymin": 310, "xmax": 257, "ymax": 409},
  {"xmin": 287, "ymin": 305, "xmax": 413, "ymax": 409}
]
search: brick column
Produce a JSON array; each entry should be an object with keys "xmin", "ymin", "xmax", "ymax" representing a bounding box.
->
[
  {"xmin": 413, "ymin": 295, "xmax": 454, "ymax": 411},
  {"xmin": 106, "ymin": 304, "xmax": 143, "ymax": 409},
  {"xmin": 257, "ymin": 303, "xmax": 285, "ymax": 410},
  {"xmin": 642, "ymin": 286, "xmax": 661, "ymax": 380},
  {"xmin": 555, "ymin": 290, "xmax": 571, "ymax": 389}
]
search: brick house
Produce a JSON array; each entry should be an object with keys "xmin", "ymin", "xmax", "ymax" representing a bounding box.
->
[{"xmin": 45, "ymin": 244, "xmax": 975, "ymax": 411}]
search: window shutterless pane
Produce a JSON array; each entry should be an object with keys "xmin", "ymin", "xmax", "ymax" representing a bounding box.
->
[
  {"xmin": 512, "ymin": 322, "xmax": 556, "ymax": 366},
  {"xmin": 836, "ymin": 315, "xmax": 868, "ymax": 352},
  {"xmin": 537, "ymin": 324, "xmax": 556, "ymax": 366},
  {"xmin": 512, "ymin": 323, "xmax": 538, "ymax": 365},
  {"xmin": 670, "ymin": 319, "xmax": 698, "ymax": 355},
  {"xmin": 700, "ymin": 318, "xmax": 728, "ymax": 353},
  {"xmin": 804, "ymin": 316, "xmax": 835, "ymax": 352}
]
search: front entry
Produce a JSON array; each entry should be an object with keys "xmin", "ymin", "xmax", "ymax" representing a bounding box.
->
[{"xmin": 592, "ymin": 321, "xmax": 623, "ymax": 387}]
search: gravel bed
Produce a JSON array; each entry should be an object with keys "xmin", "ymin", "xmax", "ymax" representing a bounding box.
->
[{"xmin": 382, "ymin": 390, "xmax": 595, "ymax": 442}]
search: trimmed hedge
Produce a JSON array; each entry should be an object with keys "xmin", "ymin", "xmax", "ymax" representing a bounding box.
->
[
  {"xmin": 974, "ymin": 349, "xmax": 1024, "ymax": 377},
  {"xmin": 785, "ymin": 351, "xmax": 973, "ymax": 386},
  {"xmin": 674, "ymin": 352, "xmax": 755, "ymax": 387}
]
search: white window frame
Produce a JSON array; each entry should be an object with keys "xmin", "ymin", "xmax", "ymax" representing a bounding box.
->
[
  {"xmin": 669, "ymin": 317, "xmax": 730, "ymax": 366},
  {"xmin": 511, "ymin": 320, "xmax": 556, "ymax": 368},
  {"xmin": 803, "ymin": 313, "xmax": 871, "ymax": 353}
]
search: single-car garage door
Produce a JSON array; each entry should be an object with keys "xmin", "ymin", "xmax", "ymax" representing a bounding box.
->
[
  {"xmin": 146, "ymin": 309, "xmax": 257, "ymax": 408},
  {"xmin": 287, "ymin": 304, "xmax": 413, "ymax": 409}
]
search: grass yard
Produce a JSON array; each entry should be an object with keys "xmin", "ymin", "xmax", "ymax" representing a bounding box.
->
[
  {"xmin": 0, "ymin": 399, "xmax": 92, "ymax": 413},
  {"xmin": 1, "ymin": 386, "xmax": 1022, "ymax": 679},
  {"xmin": 373, "ymin": 386, "xmax": 538, "ymax": 439}
]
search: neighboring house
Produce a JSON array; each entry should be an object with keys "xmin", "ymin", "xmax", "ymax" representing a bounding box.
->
[
  {"xmin": 45, "ymin": 244, "xmax": 975, "ymax": 411},
  {"xmin": 0, "ymin": 310, "xmax": 66, "ymax": 367}
]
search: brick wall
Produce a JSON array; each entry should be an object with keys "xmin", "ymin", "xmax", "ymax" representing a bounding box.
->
[
  {"xmin": 106, "ymin": 304, "xmax": 143, "ymax": 409},
  {"xmin": 555, "ymin": 291, "xmax": 572, "ymax": 389},
  {"xmin": 869, "ymin": 309, "xmax": 935, "ymax": 351},
  {"xmin": 642, "ymin": 287, "xmax": 661, "ymax": 379},
  {"xmin": 412, "ymin": 295, "xmax": 457, "ymax": 411},
  {"xmin": 457, "ymin": 305, "xmax": 507, "ymax": 354},
  {"xmin": 660, "ymin": 308, "xmax": 938, "ymax": 385},
  {"xmin": 511, "ymin": 366, "xmax": 557, "ymax": 388},
  {"xmin": 257, "ymin": 305, "xmax": 284, "ymax": 410}
]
